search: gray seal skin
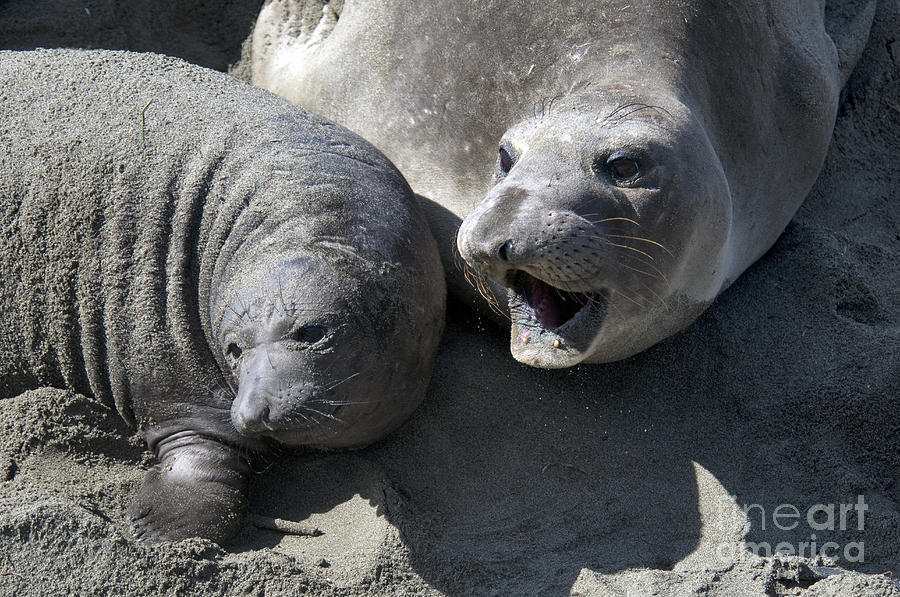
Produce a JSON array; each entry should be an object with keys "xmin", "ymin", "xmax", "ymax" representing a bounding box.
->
[
  {"xmin": 248, "ymin": 0, "xmax": 874, "ymax": 368},
  {"xmin": 0, "ymin": 49, "xmax": 445, "ymax": 542}
]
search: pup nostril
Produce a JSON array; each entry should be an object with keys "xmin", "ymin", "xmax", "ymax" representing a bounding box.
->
[
  {"xmin": 498, "ymin": 240, "xmax": 514, "ymax": 262},
  {"xmin": 258, "ymin": 405, "xmax": 271, "ymax": 429}
]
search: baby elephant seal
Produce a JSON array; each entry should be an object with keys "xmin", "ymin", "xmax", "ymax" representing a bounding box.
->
[
  {"xmin": 249, "ymin": 0, "xmax": 874, "ymax": 367},
  {"xmin": 0, "ymin": 49, "xmax": 445, "ymax": 543}
]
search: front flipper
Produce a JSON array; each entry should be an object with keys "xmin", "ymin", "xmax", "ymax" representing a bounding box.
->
[{"xmin": 125, "ymin": 433, "xmax": 249, "ymax": 544}]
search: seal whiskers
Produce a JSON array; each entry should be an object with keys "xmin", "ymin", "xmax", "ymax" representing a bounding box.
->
[{"xmin": 454, "ymin": 238, "xmax": 509, "ymax": 320}]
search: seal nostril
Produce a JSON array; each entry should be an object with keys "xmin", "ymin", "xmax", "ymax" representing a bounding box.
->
[
  {"xmin": 498, "ymin": 240, "xmax": 514, "ymax": 262},
  {"xmin": 236, "ymin": 394, "xmax": 272, "ymax": 434}
]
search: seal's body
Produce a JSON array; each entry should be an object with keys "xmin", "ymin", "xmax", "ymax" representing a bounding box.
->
[
  {"xmin": 249, "ymin": 0, "xmax": 873, "ymax": 367},
  {"xmin": 0, "ymin": 49, "xmax": 445, "ymax": 542}
]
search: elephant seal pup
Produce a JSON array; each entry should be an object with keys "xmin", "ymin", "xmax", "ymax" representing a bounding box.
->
[
  {"xmin": 0, "ymin": 49, "xmax": 445, "ymax": 542},
  {"xmin": 248, "ymin": 0, "xmax": 874, "ymax": 367}
]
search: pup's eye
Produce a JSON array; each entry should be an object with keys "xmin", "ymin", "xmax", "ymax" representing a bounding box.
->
[
  {"xmin": 607, "ymin": 157, "xmax": 641, "ymax": 182},
  {"xmin": 498, "ymin": 145, "xmax": 515, "ymax": 175},
  {"xmin": 293, "ymin": 325, "xmax": 327, "ymax": 344},
  {"xmin": 226, "ymin": 343, "xmax": 242, "ymax": 360}
]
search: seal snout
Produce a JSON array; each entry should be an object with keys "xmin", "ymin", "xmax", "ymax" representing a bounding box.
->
[
  {"xmin": 229, "ymin": 346, "xmax": 349, "ymax": 440},
  {"xmin": 231, "ymin": 376, "xmax": 273, "ymax": 436},
  {"xmin": 456, "ymin": 184, "xmax": 534, "ymax": 283},
  {"xmin": 457, "ymin": 222, "xmax": 520, "ymax": 284}
]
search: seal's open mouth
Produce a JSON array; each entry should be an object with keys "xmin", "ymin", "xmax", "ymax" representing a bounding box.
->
[
  {"xmin": 504, "ymin": 271, "xmax": 608, "ymax": 367},
  {"xmin": 514, "ymin": 271, "xmax": 592, "ymax": 330}
]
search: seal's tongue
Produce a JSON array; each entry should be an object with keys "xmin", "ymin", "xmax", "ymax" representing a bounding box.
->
[{"xmin": 519, "ymin": 272, "xmax": 589, "ymax": 329}]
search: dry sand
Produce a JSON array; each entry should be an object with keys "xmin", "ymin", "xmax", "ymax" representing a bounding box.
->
[{"xmin": 0, "ymin": 1, "xmax": 898, "ymax": 595}]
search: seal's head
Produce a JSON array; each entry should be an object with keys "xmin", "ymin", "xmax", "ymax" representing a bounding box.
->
[
  {"xmin": 457, "ymin": 89, "xmax": 733, "ymax": 367},
  {"xmin": 216, "ymin": 254, "xmax": 432, "ymax": 449}
]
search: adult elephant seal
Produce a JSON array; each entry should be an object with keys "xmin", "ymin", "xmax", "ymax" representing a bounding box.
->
[
  {"xmin": 248, "ymin": 0, "xmax": 874, "ymax": 368},
  {"xmin": 0, "ymin": 49, "xmax": 445, "ymax": 542}
]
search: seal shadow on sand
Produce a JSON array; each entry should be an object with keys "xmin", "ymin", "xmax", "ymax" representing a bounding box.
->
[{"xmin": 232, "ymin": 199, "xmax": 702, "ymax": 592}]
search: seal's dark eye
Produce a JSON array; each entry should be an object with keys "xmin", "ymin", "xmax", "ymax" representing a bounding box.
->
[
  {"xmin": 498, "ymin": 145, "xmax": 515, "ymax": 175},
  {"xmin": 608, "ymin": 157, "xmax": 641, "ymax": 182},
  {"xmin": 293, "ymin": 325, "xmax": 327, "ymax": 344},
  {"xmin": 226, "ymin": 343, "xmax": 242, "ymax": 360}
]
